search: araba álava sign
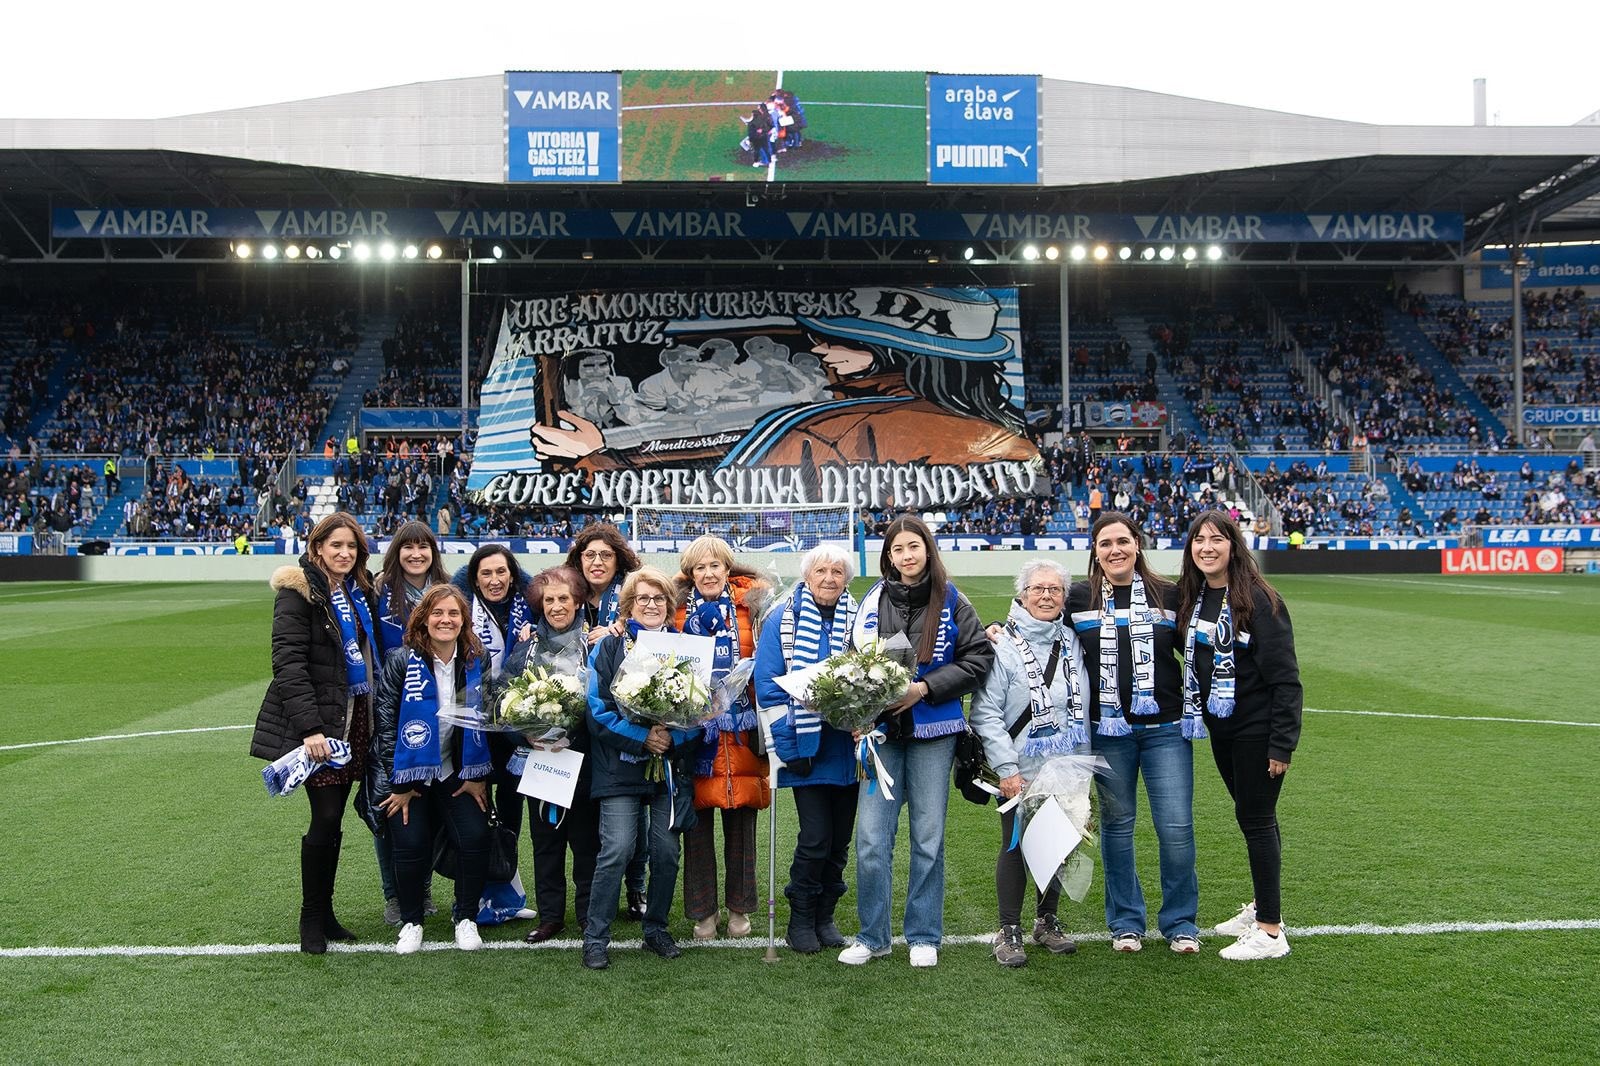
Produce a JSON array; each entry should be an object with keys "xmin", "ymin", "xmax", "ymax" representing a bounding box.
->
[{"xmin": 1440, "ymin": 548, "xmax": 1564, "ymax": 574}]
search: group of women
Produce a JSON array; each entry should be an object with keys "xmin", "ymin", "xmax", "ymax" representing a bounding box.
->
[{"xmin": 252, "ymin": 506, "xmax": 1301, "ymax": 968}]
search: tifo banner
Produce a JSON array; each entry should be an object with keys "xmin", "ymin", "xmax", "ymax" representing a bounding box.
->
[
  {"xmin": 1071, "ymin": 400, "xmax": 1167, "ymax": 430},
  {"xmin": 619, "ymin": 70, "xmax": 927, "ymax": 183},
  {"xmin": 505, "ymin": 71, "xmax": 620, "ymax": 183},
  {"xmin": 928, "ymin": 74, "xmax": 1039, "ymax": 185},
  {"xmin": 1440, "ymin": 547, "xmax": 1564, "ymax": 574},
  {"xmin": 1479, "ymin": 244, "xmax": 1600, "ymax": 289},
  {"xmin": 1523, "ymin": 405, "xmax": 1600, "ymax": 427},
  {"xmin": 468, "ymin": 285, "xmax": 1040, "ymax": 510},
  {"xmin": 51, "ymin": 208, "xmax": 1466, "ymax": 244}
]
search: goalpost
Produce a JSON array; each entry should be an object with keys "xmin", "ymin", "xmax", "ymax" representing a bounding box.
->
[{"xmin": 630, "ymin": 501, "xmax": 863, "ymax": 570}]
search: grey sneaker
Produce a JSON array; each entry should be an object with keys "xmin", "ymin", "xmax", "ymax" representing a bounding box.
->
[
  {"xmin": 383, "ymin": 898, "xmax": 402, "ymax": 927},
  {"xmin": 993, "ymin": 925, "xmax": 1027, "ymax": 968},
  {"xmin": 422, "ymin": 885, "xmax": 439, "ymax": 918},
  {"xmin": 1032, "ymin": 914, "xmax": 1078, "ymax": 955}
]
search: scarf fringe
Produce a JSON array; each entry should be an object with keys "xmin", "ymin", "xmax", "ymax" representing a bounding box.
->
[
  {"xmin": 458, "ymin": 759, "xmax": 493, "ymax": 781},
  {"xmin": 1065, "ymin": 721, "xmax": 1090, "ymax": 749},
  {"xmin": 392, "ymin": 766, "xmax": 437, "ymax": 786},
  {"xmin": 1021, "ymin": 732, "xmax": 1080, "ymax": 760},
  {"xmin": 1207, "ymin": 695, "xmax": 1236, "ymax": 718},
  {"xmin": 910, "ymin": 716, "xmax": 968, "ymax": 740},
  {"xmin": 1131, "ymin": 694, "xmax": 1160, "ymax": 717},
  {"xmin": 1096, "ymin": 714, "xmax": 1133, "ymax": 738},
  {"xmin": 1181, "ymin": 717, "xmax": 1209, "ymax": 741},
  {"xmin": 348, "ymin": 680, "xmax": 371, "ymax": 697}
]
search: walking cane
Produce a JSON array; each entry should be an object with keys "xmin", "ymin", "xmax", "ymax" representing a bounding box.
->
[{"xmin": 758, "ymin": 703, "xmax": 782, "ymax": 962}]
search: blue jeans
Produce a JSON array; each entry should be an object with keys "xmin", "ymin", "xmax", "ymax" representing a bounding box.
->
[
  {"xmin": 1092, "ymin": 723, "xmax": 1199, "ymax": 939},
  {"xmin": 854, "ymin": 735, "xmax": 957, "ymax": 950},
  {"xmin": 586, "ymin": 792, "xmax": 678, "ymax": 948}
]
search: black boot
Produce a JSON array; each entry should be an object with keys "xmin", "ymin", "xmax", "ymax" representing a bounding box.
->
[
  {"xmin": 814, "ymin": 887, "xmax": 847, "ymax": 949},
  {"xmin": 320, "ymin": 833, "xmax": 356, "ymax": 943},
  {"xmin": 785, "ymin": 890, "xmax": 820, "ymax": 954},
  {"xmin": 299, "ymin": 836, "xmax": 329, "ymax": 955}
]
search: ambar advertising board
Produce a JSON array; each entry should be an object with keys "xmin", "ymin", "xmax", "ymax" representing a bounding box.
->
[
  {"xmin": 505, "ymin": 71, "xmax": 621, "ymax": 183},
  {"xmin": 468, "ymin": 285, "xmax": 1041, "ymax": 511}
]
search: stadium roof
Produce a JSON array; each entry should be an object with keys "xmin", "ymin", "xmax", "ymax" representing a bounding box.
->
[{"xmin": 3, "ymin": 75, "xmax": 1598, "ymax": 265}]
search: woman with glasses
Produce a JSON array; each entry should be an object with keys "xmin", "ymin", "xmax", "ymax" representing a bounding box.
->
[
  {"xmin": 1068, "ymin": 512, "xmax": 1199, "ymax": 955},
  {"xmin": 969, "ymin": 559, "xmax": 1091, "ymax": 968}
]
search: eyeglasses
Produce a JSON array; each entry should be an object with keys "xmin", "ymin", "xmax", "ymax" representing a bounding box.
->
[
  {"xmin": 634, "ymin": 594, "xmax": 668, "ymax": 607},
  {"xmin": 581, "ymin": 550, "xmax": 615, "ymax": 563},
  {"xmin": 1023, "ymin": 585, "xmax": 1065, "ymax": 597}
]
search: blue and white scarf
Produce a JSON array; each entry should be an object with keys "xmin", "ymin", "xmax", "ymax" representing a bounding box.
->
[
  {"xmin": 779, "ymin": 584, "xmax": 858, "ymax": 745},
  {"xmin": 262, "ymin": 739, "xmax": 352, "ymax": 797},
  {"xmin": 852, "ymin": 580, "xmax": 965, "ymax": 740},
  {"xmin": 392, "ymin": 649, "xmax": 490, "ymax": 785},
  {"xmin": 1005, "ymin": 619, "xmax": 1088, "ymax": 754},
  {"xmin": 378, "ymin": 579, "xmax": 428, "ymax": 655},
  {"xmin": 1096, "ymin": 575, "xmax": 1159, "ymax": 736},
  {"xmin": 684, "ymin": 583, "xmax": 757, "ymax": 739},
  {"xmin": 473, "ymin": 591, "xmax": 532, "ymax": 676},
  {"xmin": 1182, "ymin": 588, "xmax": 1237, "ymax": 740},
  {"xmin": 328, "ymin": 578, "xmax": 374, "ymax": 697},
  {"xmin": 595, "ymin": 577, "xmax": 623, "ymax": 627}
]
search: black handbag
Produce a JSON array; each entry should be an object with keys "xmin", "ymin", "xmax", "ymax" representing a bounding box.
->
[
  {"xmin": 434, "ymin": 799, "xmax": 520, "ymax": 883},
  {"xmin": 952, "ymin": 728, "xmax": 993, "ymax": 806}
]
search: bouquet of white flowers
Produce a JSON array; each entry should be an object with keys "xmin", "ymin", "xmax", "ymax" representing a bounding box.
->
[
  {"xmin": 802, "ymin": 636, "xmax": 914, "ymax": 736},
  {"xmin": 493, "ymin": 665, "xmax": 587, "ymax": 742},
  {"xmin": 1019, "ymin": 754, "xmax": 1109, "ymax": 902},
  {"xmin": 611, "ymin": 644, "xmax": 717, "ymax": 780}
]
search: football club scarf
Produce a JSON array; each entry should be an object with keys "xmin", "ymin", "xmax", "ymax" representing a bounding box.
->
[
  {"xmin": 1096, "ymin": 574, "xmax": 1158, "ymax": 736},
  {"xmin": 473, "ymin": 591, "xmax": 531, "ymax": 676},
  {"xmin": 684, "ymin": 583, "xmax": 757, "ymax": 739},
  {"xmin": 1005, "ymin": 619, "xmax": 1088, "ymax": 754},
  {"xmin": 392, "ymin": 649, "xmax": 489, "ymax": 785},
  {"xmin": 596, "ymin": 577, "xmax": 623, "ymax": 626},
  {"xmin": 328, "ymin": 577, "xmax": 374, "ymax": 696},
  {"xmin": 779, "ymin": 584, "xmax": 858, "ymax": 751},
  {"xmin": 262, "ymin": 739, "xmax": 352, "ymax": 797},
  {"xmin": 378, "ymin": 579, "xmax": 428, "ymax": 654},
  {"xmin": 852, "ymin": 580, "xmax": 964, "ymax": 739},
  {"xmin": 1182, "ymin": 588, "xmax": 1237, "ymax": 740}
]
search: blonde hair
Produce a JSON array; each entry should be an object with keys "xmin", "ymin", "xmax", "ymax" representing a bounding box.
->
[{"xmin": 620, "ymin": 566, "xmax": 680, "ymax": 617}]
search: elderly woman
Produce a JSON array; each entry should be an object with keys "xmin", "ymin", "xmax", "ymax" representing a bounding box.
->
[
  {"xmin": 1177, "ymin": 510, "xmax": 1302, "ymax": 961},
  {"xmin": 369, "ymin": 585, "xmax": 493, "ymax": 954},
  {"xmin": 583, "ymin": 567, "xmax": 702, "ymax": 970},
  {"xmin": 251, "ymin": 511, "xmax": 379, "ymax": 954},
  {"xmin": 969, "ymin": 559, "xmax": 1091, "ymax": 968},
  {"xmin": 754, "ymin": 543, "xmax": 859, "ymax": 953},
  {"xmin": 498, "ymin": 565, "xmax": 599, "ymax": 944},
  {"xmin": 842, "ymin": 514, "xmax": 994, "ymax": 968},
  {"xmin": 673, "ymin": 535, "xmax": 771, "ymax": 940}
]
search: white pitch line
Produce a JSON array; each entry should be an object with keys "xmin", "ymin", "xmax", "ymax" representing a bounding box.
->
[
  {"xmin": 4, "ymin": 919, "xmax": 1598, "ymax": 959},
  {"xmin": 0, "ymin": 724, "xmax": 252, "ymax": 752},
  {"xmin": 1305, "ymin": 707, "xmax": 1600, "ymax": 728}
]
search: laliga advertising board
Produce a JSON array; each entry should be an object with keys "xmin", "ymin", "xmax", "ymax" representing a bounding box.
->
[{"xmin": 1440, "ymin": 548, "xmax": 1565, "ymax": 574}]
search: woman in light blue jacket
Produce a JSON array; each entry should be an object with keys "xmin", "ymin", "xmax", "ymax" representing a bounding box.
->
[{"xmin": 969, "ymin": 558, "xmax": 1091, "ymax": 968}]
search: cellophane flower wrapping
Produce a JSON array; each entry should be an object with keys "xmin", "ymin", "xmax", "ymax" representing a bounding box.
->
[
  {"xmin": 1019, "ymin": 754, "xmax": 1109, "ymax": 902},
  {"xmin": 494, "ymin": 665, "xmax": 588, "ymax": 742},
  {"xmin": 802, "ymin": 633, "xmax": 915, "ymax": 736}
]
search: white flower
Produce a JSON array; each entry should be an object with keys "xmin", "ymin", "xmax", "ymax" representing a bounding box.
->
[
  {"xmin": 537, "ymin": 701, "xmax": 561, "ymax": 718},
  {"xmin": 867, "ymin": 665, "xmax": 887, "ymax": 682},
  {"xmin": 614, "ymin": 675, "xmax": 647, "ymax": 701}
]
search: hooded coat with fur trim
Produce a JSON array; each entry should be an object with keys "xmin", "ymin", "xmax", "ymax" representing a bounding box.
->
[{"xmin": 250, "ymin": 558, "xmax": 381, "ymax": 761}]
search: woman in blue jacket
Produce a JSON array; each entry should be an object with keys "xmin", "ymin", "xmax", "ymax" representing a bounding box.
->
[
  {"xmin": 754, "ymin": 543, "xmax": 859, "ymax": 954},
  {"xmin": 582, "ymin": 566, "xmax": 702, "ymax": 971}
]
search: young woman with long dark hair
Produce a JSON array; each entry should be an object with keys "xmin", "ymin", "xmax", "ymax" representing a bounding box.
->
[{"xmin": 1177, "ymin": 510, "xmax": 1302, "ymax": 961}]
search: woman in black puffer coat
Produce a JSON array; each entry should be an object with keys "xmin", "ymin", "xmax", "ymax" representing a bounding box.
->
[{"xmin": 251, "ymin": 511, "xmax": 382, "ymax": 954}]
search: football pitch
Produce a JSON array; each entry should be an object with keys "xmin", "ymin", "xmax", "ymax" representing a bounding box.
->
[{"xmin": 1, "ymin": 574, "xmax": 1596, "ymax": 1063}]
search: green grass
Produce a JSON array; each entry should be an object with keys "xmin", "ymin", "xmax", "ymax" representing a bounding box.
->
[{"xmin": 1, "ymin": 575, "xmax": 1598, "ymax": 1063}]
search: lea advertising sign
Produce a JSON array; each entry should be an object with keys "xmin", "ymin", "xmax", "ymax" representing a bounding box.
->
[{"xmin": 1440, "ymin": 547, "xmax": 1564, "ymax": 574}]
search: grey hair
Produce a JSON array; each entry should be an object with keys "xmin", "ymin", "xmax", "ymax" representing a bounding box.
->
[
  {"xmin": 799, "ymin": 542, "xmax": 856, "ymax": 583},
  {"xmin": 1014, "ymin": 558, "xmax": 1071, "ymax": 597}
]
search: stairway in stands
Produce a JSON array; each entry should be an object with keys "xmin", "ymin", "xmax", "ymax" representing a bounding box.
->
[
  {"xmin": 85, "ymin": 475, "xmax": 144, "ymax": 538},
  {"xmin": 1383, "ymin": 308, "xmax": 1507, "ymax": 441},
  {"xmin": 1110, "ymin": 312, "xmax": 1203, "ymax": 439},
  {"xmin": 22, "ymin": 343, "xmax": 82, "ymax": 442},
  {"xmin": 318, "ymin": 311, "xmax": 397, "ymax": 445}
]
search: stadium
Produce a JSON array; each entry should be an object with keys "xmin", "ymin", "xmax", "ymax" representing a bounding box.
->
[{"xmin": 2, "ymin": 64, "xmax": 1598, "ymax": 1063}]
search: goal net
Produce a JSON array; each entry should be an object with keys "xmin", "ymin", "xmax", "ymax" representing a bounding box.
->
[{"xmin": 631, "ymin": 502, "xmax": 858, "ymax": 555}]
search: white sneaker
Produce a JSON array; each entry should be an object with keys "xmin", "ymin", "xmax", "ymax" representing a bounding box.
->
[
  {"xmin": 1214, "ymin": 901, "xmax": 1257, "ymax": 937},
  {"xmin": 1220, "ymin": 926, "xmax": 1290, "ymax": 961},
  {"xmin": 454, "ymin": 919, "xmax": 483, "ymax": 951},
  {"xmin": 396, "ymin": 923, "xmax": 423, "ymax": 955},
  {"xmin": 908, "ymin": 944, "xmax": 939, "ymax": 968},
  {"xmin": 837, "ymin": 942, "xmax": 891, "ymax": 965}
]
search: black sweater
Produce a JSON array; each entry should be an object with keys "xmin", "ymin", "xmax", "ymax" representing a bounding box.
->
[
  {"xmin": 1191, "ymin": 584, "xmax": 1303, "ymax": 763},
  {"xmin": 1068, "ymin": 579, "xmax": 1183, "ymax": 726}
]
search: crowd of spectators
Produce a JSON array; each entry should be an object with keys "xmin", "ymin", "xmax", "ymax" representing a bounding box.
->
[
  {"xmin": 0, "ymin": 459, "xmax": 99, "ymax": 534},
  {"xmin": 362, "ymin": 371, "xmax": 461, "ymax": 408},
  {"xmin": 1425, "ymin": 288, "xmax": 1599, "ymax": 413}
]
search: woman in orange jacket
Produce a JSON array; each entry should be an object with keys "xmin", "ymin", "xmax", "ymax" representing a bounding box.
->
[{"xmin": 673, "ymin": 534, "xmax": 772, "ymax": 939}]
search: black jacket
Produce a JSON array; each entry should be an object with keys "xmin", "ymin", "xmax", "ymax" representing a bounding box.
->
[
  {"xmin": 1068, "ymin": 578, "xmax": 1183, "ymax": 726},
  {"xmin": 1190, "ymin": 584, "xmax": 1303, "ymax": 763},
  {"xmin": 360, "ymin": 646, "xmax": 484, "ymax": 832},
  {"xmin": 873, "ymin": 578, "xmax": 994, "ymax": 741},
  {"xmin": 250, "ymin": 559, "xmax": 381, "ymax": 761}
]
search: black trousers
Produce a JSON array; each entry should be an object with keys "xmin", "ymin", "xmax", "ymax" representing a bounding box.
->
[
  {"xmin": 786, "ymin": 782, "xmax": 859, "ymax": 902},
  {"xmin": 523, "ymin": 794, "xmax": 600, "ymax": 928},
  {"xmin": 1211, "ymin": 734, "xmax": 1285, "ymax": 924},
  {"xmin": 996, "ymin": 806, "xmax": 1062, "ymax": 928}
]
